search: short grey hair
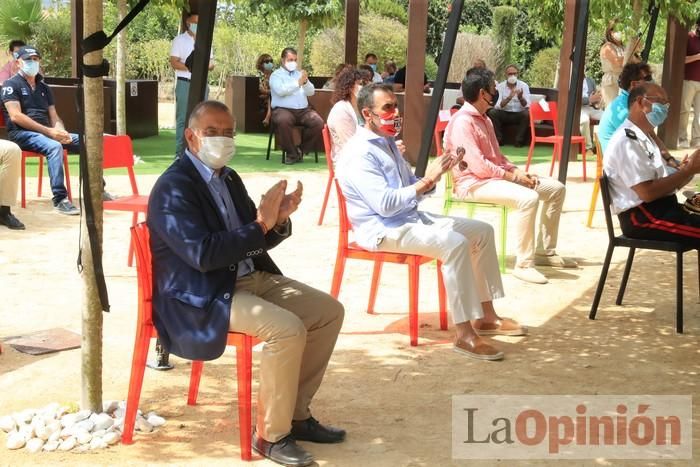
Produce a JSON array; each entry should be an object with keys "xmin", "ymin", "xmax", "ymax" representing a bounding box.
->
[
  {"xmin": 357, "ymin": 83, "xmax": 394, "ymax": 114},
  {"xmin": 187, "ymin": 100, "xmax": 231, "ymax": 128}
]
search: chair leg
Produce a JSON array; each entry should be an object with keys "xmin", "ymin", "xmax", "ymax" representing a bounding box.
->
[
  {"xmin": 586, "ymin": 178, "xmax": 600, "ymax": 228},
  {"xmin": 676, "ymin": 252, "xmax": 683, "ymax": 334},
  {"xmin": 314, "ymin": 150, "xmax": 319, "ymax": 164},
  {"xmin": 549, "ymin": 142, "xmax": 558, "ymax": 177},
  {"xmin": 266, "ymin": 125, "xmax": 274, "ymax": 161},
  {"xmin": 317, "ymin": 175, "xmax": 333, "ymax": 226},
  {"xmin": 616, "ymin": 248, "xmax": 635, "ymax": 306},
  {"xmin": 236, "ymin": 335, "xmax": 254, "ymax": 461},
  {"xmin": 121, "ymin": 328, "xmax": 152, "ymax": 444},
  {"xmin": 499, "ymin": 207, "xmax": 508, "ymax": 273},
  {"xmin": 581, "ymin": 142, "xmax": 587, "ymax": 182},
  {"xmin": 408, "ymin": 259, "xmax": 420, "ymax": 347},
  {"xmin": 525, "ymin": 142, "xmax": 535, "ymax": 172},
  {"xmin": 437, "ymin": 261, "xmax": 447, "ymax": 331},
  {"xmin": 38, "ymin": 156, "xmax": 44, "ymax": 197},
  {"xmin": 187, "ymin": 361, "xmax": 204, "ymax": 405},
  {"xmin": 21, "ymin": 154, "xmax": 27, "ymax": 208},
  {"xmin": 590, "ymin": 245, "xmax": 615, "ymax": 320},
  {"xmin": 329, "ymin": 253, "xmax": 347, "ymax": 299},
  {"xmin": 128, "ymin": 212, "xmax": 139, "ymax": 267},
  {"xmin": 63, "ymin": 150, "xmax": 72, "ymax": 202},
  {"xmin": 367, "ymin": 259, "xmax": 384, "ymax": 314}
]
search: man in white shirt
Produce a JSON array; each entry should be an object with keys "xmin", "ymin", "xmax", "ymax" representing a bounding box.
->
[
  {"xmin": 364, "ymin": 53, "xmax": 383, "ymax": 84},
  {"xmin": 269, "ymin": 47, "xmax": 324, "ymax": 165},
  {"xmin": 487, "ymin": 64, "xmax": 531, "ymax": 147},
  {"xmin": 604, "ymin": 82, "xmax": 700, "ymax": 246},
  {"xmin": 169, "ymin": 11, "xmax": 215, "ymax": 156}
]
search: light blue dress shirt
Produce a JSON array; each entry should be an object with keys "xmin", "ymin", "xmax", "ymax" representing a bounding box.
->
[
  {"xmin": 185, "ymin": 150, "xmax": 254, "ymax": 277},
  {"xmin": 494, "ymin": 79, "xmax": 531, "ymax": 112},
  {"xmin": 269, "ymin": 67, "xmax": 315, "ymax": 110},
  {"xmin": 336, "ymin": 126, "xmax": 433, "ymax": 250},
  {"xmin": 598, "ymin": 89, "xmax": 629, "ymax": 154}
]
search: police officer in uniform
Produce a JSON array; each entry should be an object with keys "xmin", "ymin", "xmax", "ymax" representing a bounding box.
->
[{"xmin": 604, "ymin": 82, "xmax": 700, "ymax": 247}]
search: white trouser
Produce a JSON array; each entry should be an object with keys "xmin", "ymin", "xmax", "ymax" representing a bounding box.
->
[
  {"xmin": 460, "ymin": 178, "xmax": 566, "ymax": 268},
  {"xmin": 580, "ymin": 106, "xmax": 604, "ymax": 150},
  {"xmin": 0, "ymin": 140, "xmax": 21, "ymax": 206},
  {"xmin": 679, "ymin": 79, "xmax": 700, "ymax": 146},
  {"xmin": 376, "ymin": 212, "xmax": 504, "ymax": 324}
]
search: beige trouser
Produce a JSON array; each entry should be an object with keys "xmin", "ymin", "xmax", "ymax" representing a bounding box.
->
[
  {"xmin": 679, "ymin": 79, "xmax": 700, "ymax": 146},
  {"xmin": 600, "ymin": 78, "xmax": 619, "ymax": 109},
  {"xmin": 376, "ymin": 212, "xmax": 504, "ymax": 324},
  {"xmin": 459, "ymin": 178, "xmax": 565, "ymax": 268},
  {"xmin": 0, "ymin": 140, "xmax": 21, "ymax": 206},
  {"xmin": 229, "ymin": 271, "xmax": 344, "ymax": 443},
  {"xmin": 580, "ymin": 106, "xmax": 604, "ymax": 150}
]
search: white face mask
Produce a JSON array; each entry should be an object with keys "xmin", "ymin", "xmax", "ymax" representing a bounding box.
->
[
  {"xmin": 612, "ymin": 31, "xmax": 622, "ymax": 42},
  {"xmin": 285, "ymin": 60, "xmax": 298, "ymax": 72},
  {"xmin": 507, "ymin": 75, "xmax": 517, "ymax": 85},
  {"xmin": 197, "ymin": 136, "xmax": 235, "ymax": 169}
]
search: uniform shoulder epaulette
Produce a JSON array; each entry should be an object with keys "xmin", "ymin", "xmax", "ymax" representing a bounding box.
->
[{"xmin": 624, "ymin": 128, "xmax": 637, "ymax": 140}]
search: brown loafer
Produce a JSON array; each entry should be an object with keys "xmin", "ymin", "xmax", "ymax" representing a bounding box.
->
[
  {"xmin": 473, "ymin": 318, "xmax": 528, "ymax": 336},
  {"xmin": 453, "ymin": 338, "xmax": 504, "ymax": 361}
]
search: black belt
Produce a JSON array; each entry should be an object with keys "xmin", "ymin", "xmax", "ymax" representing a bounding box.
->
[{"xmin": 177, "ymin": 76, "xmax": 190, "ymax": 82}]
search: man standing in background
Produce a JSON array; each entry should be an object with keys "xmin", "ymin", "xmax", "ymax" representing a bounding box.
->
[
  {"xmin": 679, "ymin": 17, "xmax": 700, "ymax": 149},
  {"xmin": 169, "ymin": 11, "xmax": 214, "ymax": 156}
]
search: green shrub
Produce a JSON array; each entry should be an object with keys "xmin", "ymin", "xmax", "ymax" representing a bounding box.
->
[
  {"xmin": 523, "ymin": 47, "xmax": 559, "ymax": 88},
  {"xmin": 492, "ymin": 5, "xmax": 518, "ymax": 78},
  {"xmin": 30, "ymin": 7, "xmax": 71, "ymax": 77},
  {"xmin": 309, "ymin": 13, "xmax": 408, "ymax": 76},
  {"xmin": 0, "ymin": 0, "xmax": 42, "ymax": 44},
  {"xmin": 585, "ymin": 30, "xmax": 604, "ymax": 84}
]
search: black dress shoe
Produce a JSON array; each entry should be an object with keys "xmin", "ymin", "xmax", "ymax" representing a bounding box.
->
[
  {"xmin": 291, "ymin": 416, "xmax": 346, "ymax": 444},
  {"xmin": 0, "ymin": 212, "xmax": 25, "ymax": 230},
  {"xmin": 252, "ymin": 432, "xmax": 314, "ymax": 467}
]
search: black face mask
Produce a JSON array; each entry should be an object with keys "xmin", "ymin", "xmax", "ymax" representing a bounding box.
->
[{"xmin": 483, "ymin": 89, "xmax": 498, "ymax": 107}]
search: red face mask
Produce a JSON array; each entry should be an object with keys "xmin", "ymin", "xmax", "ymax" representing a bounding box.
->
[{"xmin": 373, "ymin": 110, "xmax": 402, "ymax": 137}]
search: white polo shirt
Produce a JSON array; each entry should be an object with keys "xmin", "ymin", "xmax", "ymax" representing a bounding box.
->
[
  {"xmin": 603, "ymin": 119, "xmax": 675, "ymax": 214},
  {"xmin": 170, "ymin": 32, "xmax": 214, "ymax": 80}
]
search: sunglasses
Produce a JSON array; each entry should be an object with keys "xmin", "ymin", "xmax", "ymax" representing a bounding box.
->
[{"xmin": 263, "ymin": 59, "xmax": 273, "ymax": 64}]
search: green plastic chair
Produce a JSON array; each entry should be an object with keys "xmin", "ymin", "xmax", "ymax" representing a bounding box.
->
[{"xmin": 442, "ymin": 171, "xmax": 508, "ymax": 273}]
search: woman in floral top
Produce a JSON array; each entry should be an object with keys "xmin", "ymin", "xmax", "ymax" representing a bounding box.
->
[{"xmin": 256, "ymin": 53, "xmax": 274, "ymax": 126}]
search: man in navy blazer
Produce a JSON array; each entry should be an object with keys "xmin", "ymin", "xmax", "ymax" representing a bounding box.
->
[{"xmin": 148, "ymin": 101, "xmax": 345, "ymax": 467}]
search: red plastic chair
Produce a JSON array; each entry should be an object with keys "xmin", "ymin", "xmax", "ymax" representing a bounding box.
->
[
  {"xmin": 317, "ymin": 125, "xmax": 335, "ymax": 226},
  {"xmin": 0, "ymin": 109, "xmax": 72, "ymax": 208},
  {"xmin": 525, "ymin": 101, "xmax": 588, "ymax": 180},
  {"xmin": 330, "ymin": 180, "xmax": 447, "ymax": 346},
  {"xmin": 433, "ymin": 108, "xmax": 458, "ymax": 157},
  {"xmin": 102, "ymin": 134, "xmax": 149, "ymax": 266},
  {"xmin": 123, "ymin": 223, "xmax": 257, "ymax": 461}
]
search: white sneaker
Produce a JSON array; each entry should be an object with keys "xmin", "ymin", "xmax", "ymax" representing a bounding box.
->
[
  {"xmin": 678, "ymin": 140, "xmax": 690, "ymax": 149},
  {"xmin": 513, "ymin": 266, "xmax": 548, "ymax": 284}
]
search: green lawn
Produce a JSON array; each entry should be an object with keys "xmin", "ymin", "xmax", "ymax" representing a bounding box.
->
[{"xmin": 21, "ymin": 129, "xmax": 556, "ymax": 178}]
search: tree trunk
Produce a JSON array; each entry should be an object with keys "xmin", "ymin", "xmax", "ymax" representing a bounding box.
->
[
  {"xmin": 297, "ymin": 18, "xmax": 308, "ymax": 68},
  {"xmin": 81, "ymin": 0, "xmax": 105, "ymax": 413},
  {"xmin": 624, "ymin": 0, "xmax": 644, "ymax": 64},
  {"xmin": 116, "ymin": 0, "xmax": 127, "ymax": 135}
]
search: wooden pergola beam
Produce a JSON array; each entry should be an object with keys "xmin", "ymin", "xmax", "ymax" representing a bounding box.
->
[
  {"xmin": 344, "ymin": 0, "xmax": 360, "ymax": 65},
  {"xmin": 659, "ymin": 15, "xmax": 688, "ymax": 149},
  {"xmin": 71, "ymin": 0, "xmax": 83, "ymax": 78},
  {"xmin": 403, "ymin": 0, "xmax": 428, "ymax": 165}
]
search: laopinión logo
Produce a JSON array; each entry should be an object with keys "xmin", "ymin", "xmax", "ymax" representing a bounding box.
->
[{"xmin": 452, "ymin": 395, "xmax": 691, "ymax": 459}]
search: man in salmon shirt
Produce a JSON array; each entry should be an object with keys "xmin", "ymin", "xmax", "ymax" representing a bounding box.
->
[{"xmin": 444, "ymin": 67, "xmax": 577, "ymax": 285}]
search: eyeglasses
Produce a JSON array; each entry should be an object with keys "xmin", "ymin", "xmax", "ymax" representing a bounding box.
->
[
  {"xmin": 641, "ymin": 75, "xmax": 653, "ymax": 82},
  {"xmin": 643, "ymin": 96, "xmax": 669, "ymax": 107}
]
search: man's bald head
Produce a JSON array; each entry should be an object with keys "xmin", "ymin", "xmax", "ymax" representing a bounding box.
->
[{"xmin": 627, "ymin": 83, "xmax": 667, "ymax": 110}]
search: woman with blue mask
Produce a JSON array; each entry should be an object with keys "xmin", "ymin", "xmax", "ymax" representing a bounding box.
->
[{"xmin": 256, "ymin": 53, "xmax": 274, "ymax": 127}]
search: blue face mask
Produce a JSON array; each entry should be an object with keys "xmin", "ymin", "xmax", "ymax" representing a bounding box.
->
[
  {"xmin": 645, "ymin": 101, "xmax": 669, "ymax": 128},
  {"xmin": 21, "ymin": 60, "xmax": 39, "ymax": 77},
  {"xmin": 189, "ymin": 23, "xmax": 197, "ymax": 34},
  {"xmin": 263, "ymin": 62, "xmax": 274, "ymax": 71},
  {"xmin": 369, "ymin": 63, "xmax": 377, "ymax": 72}
]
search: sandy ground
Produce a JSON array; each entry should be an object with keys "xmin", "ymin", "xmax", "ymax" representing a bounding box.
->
[{"xmin": 0, "ymin": 159, "xmax": 699, "ymax": 467}]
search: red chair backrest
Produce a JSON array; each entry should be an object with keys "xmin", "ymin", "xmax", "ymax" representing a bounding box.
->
[
  {"xmin": 433, "ymin": 108, "xmax": 459, "ymax": 156},
  {"xmin": 322, "ymin": 124, "xmax": 334, "ymax": 177},
  {"xmin": 529, "ymin": 100, "xmax": 560, "ymax": 134},
  {"xmin": 333, "ymin": 179, "xmax": 350, "ymax": 250},
  {"xmin": 103, "ymin": 134, "xmax": 139, "ymax": 195},
  {"xmin": 0, "ymin": 106, "xmax": 5, "ymax": 128},
  {"xmin": 131, "ymin": 223, "xmax": 153, "ymax": 326}
]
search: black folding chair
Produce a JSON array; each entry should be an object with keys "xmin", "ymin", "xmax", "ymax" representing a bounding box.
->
[
  {"xmin": 589, "ymin": 174, "xmax": 699, "ymax": 333},
  {"xmin": 266, "ymin": 121, "xmax": 319, "ymax": 163}
]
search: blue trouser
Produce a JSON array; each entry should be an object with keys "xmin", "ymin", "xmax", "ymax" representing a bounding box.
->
[
  {"xmin": 175, "ymin": 78, "xmax": 209, "ymax": 157},
  {"xmin": 10, "ymin": 130, "xmax": 80, "ymax": 205}
]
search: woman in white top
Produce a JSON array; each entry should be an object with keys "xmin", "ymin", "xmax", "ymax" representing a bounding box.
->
[
  {"xmin": 326, "ymin": 67, "xmax": 366, "ymax": 163},
  {"xmin": 599, "ymin": 20, "xmax": 625, "ymax": 108}
]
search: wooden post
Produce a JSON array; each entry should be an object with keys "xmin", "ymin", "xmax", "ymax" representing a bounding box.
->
[
  {"xmin": 344, "ymin": 0, "xmax": 360, "ymax": 65},
  {"xmin": 403, "ymin": 0, "xmax": 429, "ymax": 165},
  {"xmin": 658, "ymin": 15, "xmax": 688, "ymax": 149},
  {"xmin": 556, "ymin": 0, "xmax": 584, "ymax": 165},
  {"xmin": 71, "ymin": 0, "xmax": 84, "ymax": 78},
  {"xmin": 186, "ymin": 0, "xmax": 216, "ymax": 124}
]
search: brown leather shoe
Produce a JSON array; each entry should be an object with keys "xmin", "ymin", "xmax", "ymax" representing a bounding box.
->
[
  {"xmin": 473, "ymin": 318, "xmax": 527, "ymax": 336},
  {"xmin": 453, "ymin": 337, "xmax": 504, "ymax": 361}
]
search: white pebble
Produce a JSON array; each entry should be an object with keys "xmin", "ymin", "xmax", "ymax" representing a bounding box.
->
[
  {"xmin": 48, "ymin": 430, "xmax": 61, "ymax": 443},
  {"xmin": 56, "ymin": 406, "xmax": 70, "ymax": 419},
  {"xmin": 75, "ymin": 420, "xmax": 95, "ymax": 432},
  {"xmin": 19, "ymin": 423, "xmax": 35, "ymax": 440},
  {"xmin": 103, "ymin": 400, "xmax": 119, "ymax": 414},
  {"xmin": 35, "ymin": 425, "xmax": 50, "ymax": 441},
  {"xmin": 58, "ymin": 436, "xmax": 76, "ymax": 451},
  {"xmin": 6, "ymin": 431, "xmax": 26, "ymax": 449},
  {"xmin": 76, "ymin": 430, "xmax": 92, "ymax": 444},
  {"xmin": 74, "ymin": 410, "xmax": 92, "ymax": 422},
  {"xmin": 93, "ymin": 413, "xmax": 114, "ymax": 431},
  {"xmin": 13, "ymin": 410, "xmax": 33, "ymax": 425},
  {"xmin": 76, "ymin": 443, "xmax": 90, "ymax": 453},
  {"xmin": 60, "ymin": 413, "xmax": 76, "ymax": 428},
  {"xmin": 41, "ymin": 402, "xmax": 60, "ymax": 417},
  {"xmin": 92, "ymin": 429, "xmax": 106, "ymax": 438},
  {"xmin": 135, "ymin": 417, "xmax": 153, "ymax": 433},
  {"xmin": 103, "ymin": 431, "xmax": 120, "ymax": 445},
  {"xmin": 147, "ymin": 414, "xmax": 165, "ymax": 427},
  {"xmin": 113, "ymin": 417, "xmax": 124, "ymax": 431},
  {"xmin": 43, "ymin": 440, "xmax": 59, "ymax": 452},
  {"xmin": 0, "ymin": 415, "xmax": 16, "ymax": 432},
  {"xmin": 25, "ymin": 438, "xmax": 44, "ymax": 453},
  {"xmin": 89, "ymin": 437, "xmax": 107, "ymax": 450},
  {"xmin": 47, "ymin": 420, "xmax": 61, "ymax": 435},
  {"xmin": 118, "ymin": 401, "xmax": 127, "ymax": 410},
  {"xmin": 113, "ymin": 408, "xmax": 125, "ymax": 419}
]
